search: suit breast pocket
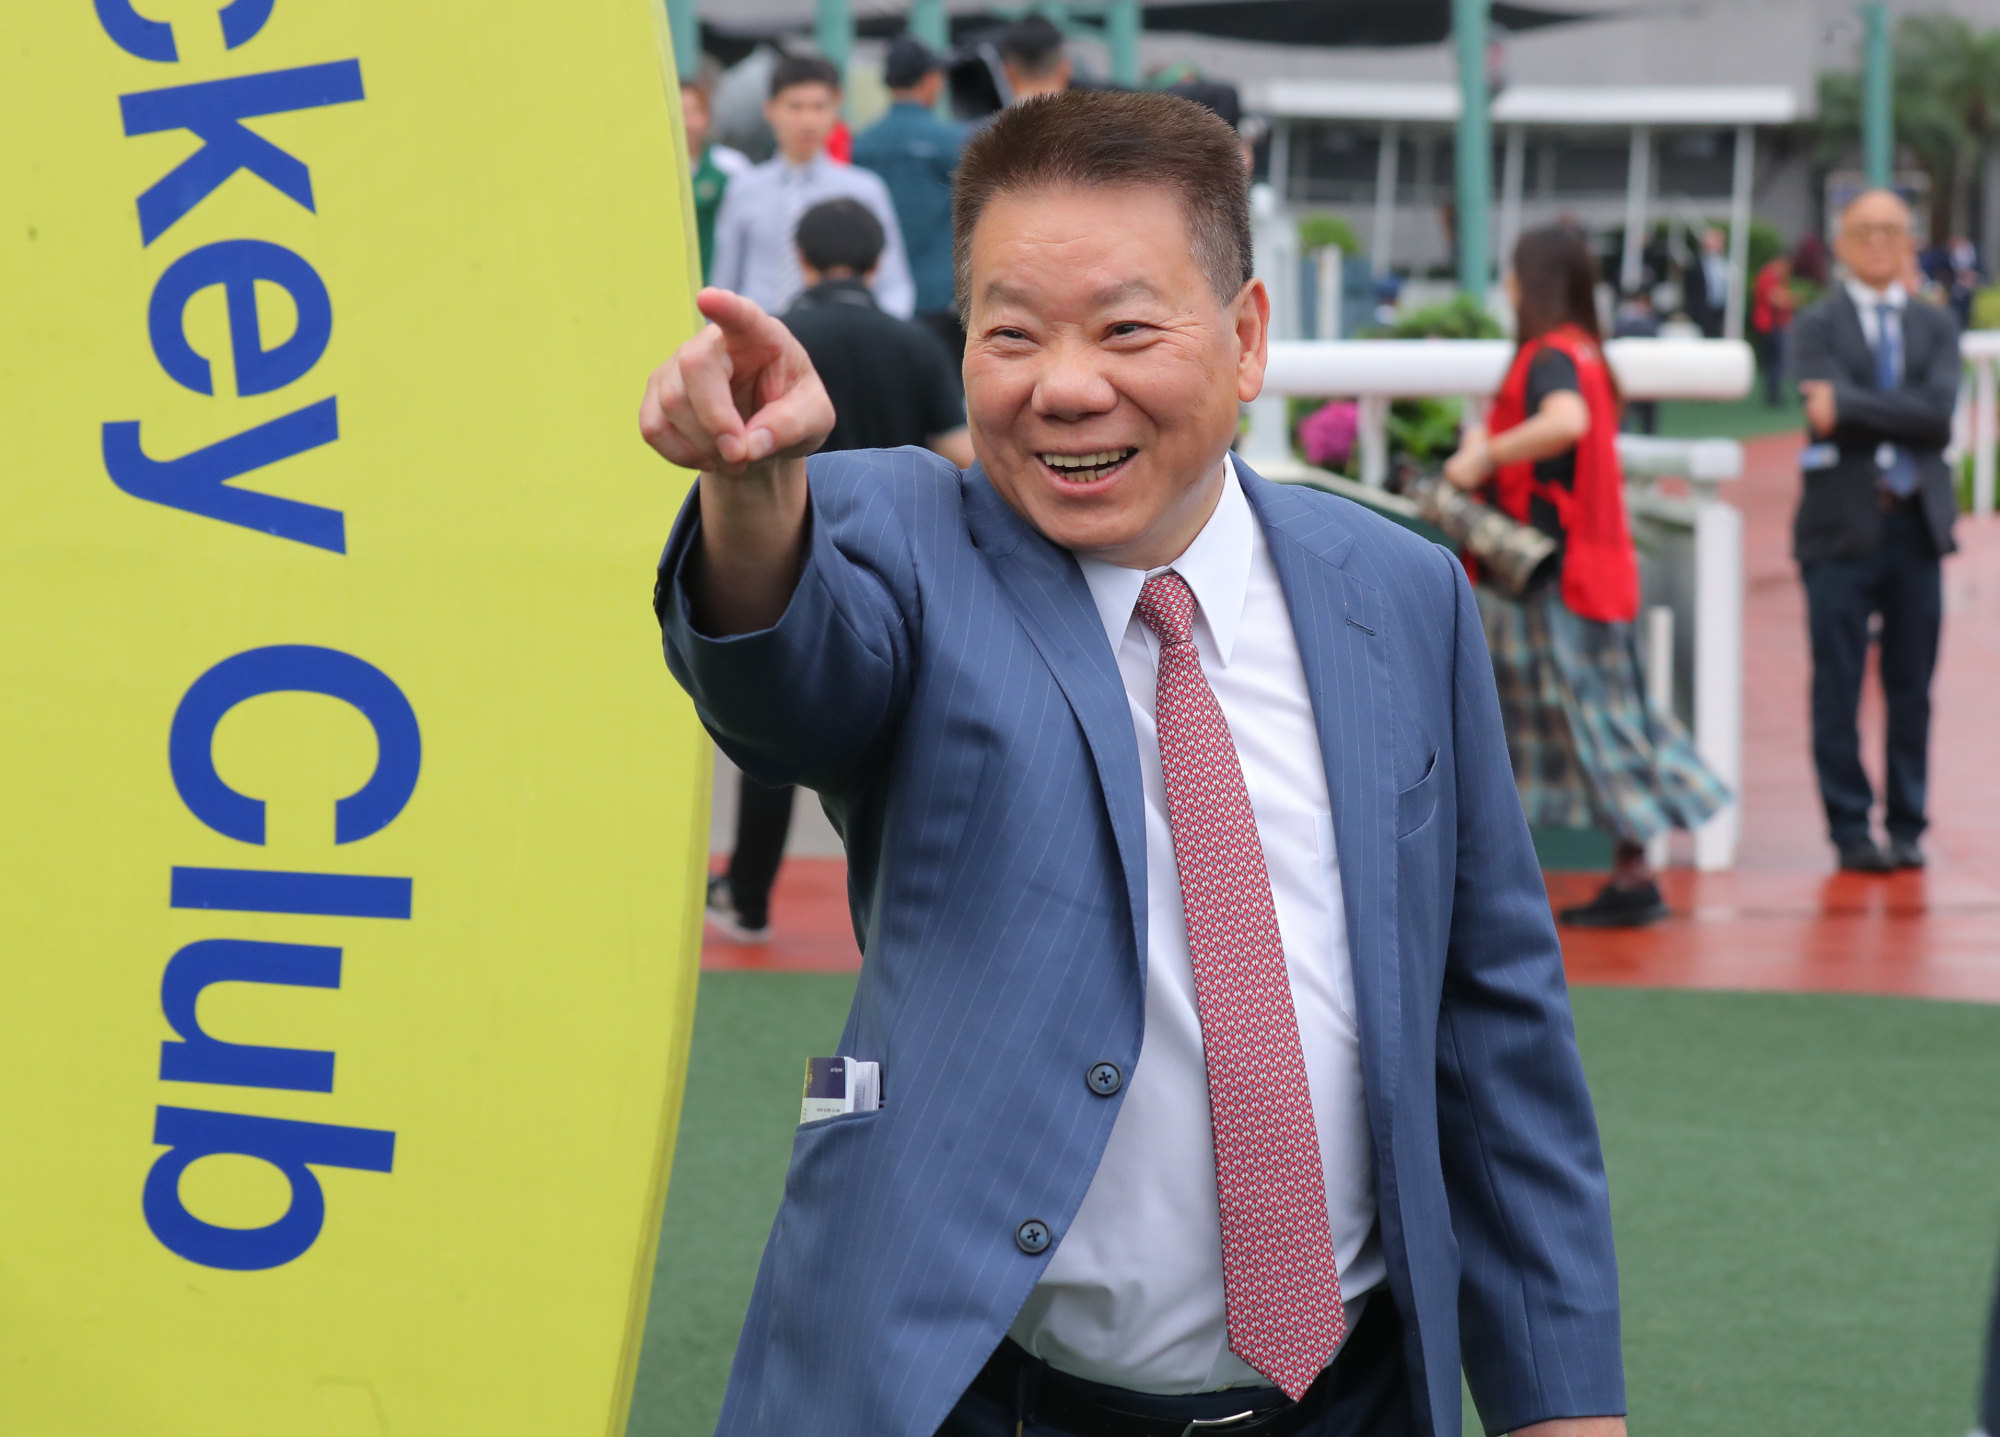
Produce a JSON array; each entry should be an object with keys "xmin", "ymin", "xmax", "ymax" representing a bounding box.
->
[{"xmin": 1396, "ymin": 750, "xmax": 1441, "ymax": 839}]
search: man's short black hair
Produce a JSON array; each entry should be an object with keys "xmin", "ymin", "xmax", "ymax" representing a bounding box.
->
[
  {"xmin": 1000, "ymin": 15, "xmax": 1066, "ymax": 75},
  {"xmin": 954, "ymin": 91, "xmax": 1250, "ymax": 317},
  {"xmin": 770, "ymin": 54, "xmax": 841, "ymax": 99},
  {"xmin": 796, "ymin": 199, "xmax": 885, "ymax": 275},
  {"xmin": 884, "ymin": 35, "xmax": 941, "ymax": 90}
]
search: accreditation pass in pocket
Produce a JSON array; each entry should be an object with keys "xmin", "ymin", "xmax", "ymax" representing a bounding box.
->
[{"xmin": 800, "ymin": 1057, "xmax": 882, "ymax": 1125}]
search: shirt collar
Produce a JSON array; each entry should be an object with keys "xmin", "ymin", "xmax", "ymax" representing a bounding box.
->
[
  {"xmin": 797, "ymin": 277, "xmax": 877, "ymax": 309},
  {"xmin": 777, "ymin": 152, "xmax": 826, "ymax": 180},
  {"xmin": 1847, "ymin": 277, "xmax": 1907, "ymax": 312},
  {"xmin": 1074, "ymin": 456, "xmax": 1252, "ymax": 665}
]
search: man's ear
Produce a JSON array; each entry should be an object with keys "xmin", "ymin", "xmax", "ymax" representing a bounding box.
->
[{"xmin": 1233, "ymin": 278, "xmax": 1271, "ymax": 404}]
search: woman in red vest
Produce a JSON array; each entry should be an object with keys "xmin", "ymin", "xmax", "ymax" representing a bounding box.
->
[{"xmin": 1442, "ymin": 224, "xmax": 1729, "ymax": 927}]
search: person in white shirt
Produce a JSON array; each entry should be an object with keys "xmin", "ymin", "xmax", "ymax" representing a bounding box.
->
[
  {"xmin": 1683, "ymin": 226, "xmax": 1730, "ymax": 339},
  {"xmin": 708, "ymin": 55, "xmax": 915, "ymax": 319}
]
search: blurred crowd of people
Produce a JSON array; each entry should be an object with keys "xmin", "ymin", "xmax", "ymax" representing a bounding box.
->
[{"xmin": 1619, "ymin": 218, "xmax": 1985, "ymax": 412}]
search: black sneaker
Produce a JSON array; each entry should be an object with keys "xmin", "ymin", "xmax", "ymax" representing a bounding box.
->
[
  {"xmin": 705, "ymin": 874, "xmax": 771, "ymax": 944},
  {"xmin": 1886, "ymin": 836, "xmax": 1926, "ymax": 869},
  {"xmin": 1836, "ymin": 838, "xmax": 1893, "ymax": 874},
  {"xmin": 1558, "ymin": 879, "xmax": 1668, "ymax": 928}
]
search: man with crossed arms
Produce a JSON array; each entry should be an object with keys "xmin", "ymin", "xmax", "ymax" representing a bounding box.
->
[{"xmin": 642, "ymin": 91, "xmax": 1625, "ymax": 1437}]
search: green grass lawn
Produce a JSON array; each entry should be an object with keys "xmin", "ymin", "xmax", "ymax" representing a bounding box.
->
[{"xmin": 630, "ymin": 974, "xmax": 2000, "ymax": 1437}]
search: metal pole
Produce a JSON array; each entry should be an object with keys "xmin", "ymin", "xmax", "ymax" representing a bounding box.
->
[
  {"xmin": 1106, "ymin": 0, "xmax": 1141, "ymax": 88},
  {"xmin": 1862, "ymin": 1, "xmax": 1893, "ymax": 189},
  {"xmin": 666, "ymin": 0, "xmax": 699, "ymax": 79},
  {"xmin": 1620, "ymin": 124, "xmax": 1652, "ymax": 295},
  {"xmin": 1643, "ymin": 606, "xmax": 1675, "ymax": 871},
  {"xmin": 1244, "ymin": 183, "xmax": 1297, "ymax": 468},
  {"xmin": 1725, "ymin": 123, "xmax": 1754, "ymax": 341},
  {"xmin": 1978, "ymin": 354, "xmax": 1997, "ymax": 516},
  {"xmin": 817, "ymin": 0, "xmax": 852, "ymax": 84},
  {"xmin": 1269, "ymin": 119, "xmax": 1291, "ymax": 205},
  {"xmin": 1317, "ymin": 247, "xmax": 1342, "ymax": 341},
  {"xmin": 1498, "ymin": 123, "xmax": 1526, "ymax": 278},
  {"xmin": 1692, "ymin": 494, "xmax": 1744, "ymax": 871},
  {"xmin": 1371, "ymin": 122, "xmax": 1401, "ymax": 276},
  {"xmin": 909, "ymin": 0, "xmax": 947, "ymax": 50},
  {"xmin": 1452, "ymin": 0, "xmax": 1491, "ymax": 299}
]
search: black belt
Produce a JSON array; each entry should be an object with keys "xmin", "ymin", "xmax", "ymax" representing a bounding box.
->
[
  {"xmin": 968, "ymin": 1351, "xmax": 1302, "ymax": 1437},
  {"xmin": 967, "ymin": 1297, "xmax": 1379, "ymax": 1437}
]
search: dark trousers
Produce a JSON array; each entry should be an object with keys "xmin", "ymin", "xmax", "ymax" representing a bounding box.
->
[
  {"xmin": 1801, "ymin": 502, "xmax": 1942, "ymax": 845},
  {"xmin": 934, "ymin": 1293, "xmax": 1414, "ymax": 1437},
  {"xmin": 1755, "ymin": 326, "xmax": 1788, "ymax": 406},
  {"xmin": 725, "ymin": 774, "xmax": 795, "ymax": 928}
]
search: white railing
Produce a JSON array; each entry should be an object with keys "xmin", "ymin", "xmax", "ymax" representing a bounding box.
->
[
  {"xmin": 1623, "ymin": 447, "xmax": 1745, "ymax": 873},
  {"xmin": 1245, "ymin": 338, "xmax": 1750, "ymax": 870},
  {"xmin": 1959, "ymin": 329, "xmax": 2000, "ymax": 517},
  {"xmin": 1245, "ymin": 336, "xmax": 1756, "ymax": 482}
]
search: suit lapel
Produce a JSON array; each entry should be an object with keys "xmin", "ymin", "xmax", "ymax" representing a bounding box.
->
[
  {"xmin": 962, "ymin": 469, "xmax": 1150, "ymax": 969},
  {"xmin": 962, "ymin": 462, "xmax": 1403, "ymax": 1119},
  {"xmin": 1833, "ymin": 286, "xmax": 1878, "ymax": 386},
  {"xmin": 1238, "ymin": 467, "xmax": 1403, "ymax": 1135}
]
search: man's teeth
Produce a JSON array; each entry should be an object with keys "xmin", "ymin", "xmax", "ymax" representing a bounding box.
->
[{"xmin": 1040, "ymin": 450, "xmax": 1132, "ymax": 476}]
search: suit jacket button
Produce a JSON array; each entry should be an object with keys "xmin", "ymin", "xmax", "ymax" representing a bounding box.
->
[
  {"xmin": 1086, "ymin": 1062, "xmax": 1123, "ymax": 1096},
  {"xmin": 1015, "ymin": 1219, "xmax": 1051, "ymax": 1255}
]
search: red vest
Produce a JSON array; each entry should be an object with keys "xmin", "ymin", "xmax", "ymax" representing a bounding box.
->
[{"xmin": 1483, "ymin": 325, "xmax": 1639, "ymax": 624}]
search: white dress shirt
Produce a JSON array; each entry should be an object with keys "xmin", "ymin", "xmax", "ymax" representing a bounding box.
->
[
  {"xmin": 1007, "ymin": 457, "xmax": 1383, "ymax": 1394},
  {"xmin": 708, "ymin": 152, "xmax": 915, "ymax": 318},
  {"xmin": 1845, "ymin": 277, "xmax": 1907, "ymax": 364},
  {"xmin": 1845, "ymin": 279, "xmax": 1909, "ymax": 476},
  {"xmin": 1702, "ymin": 252, "xmax": 1728, "ymax": 309}
]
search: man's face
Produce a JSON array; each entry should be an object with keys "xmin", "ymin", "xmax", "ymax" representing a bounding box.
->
[
  {"xmin": 963, "ymin": 183, "xmax": 1267, "ymax": 569},
  {"xmin": 765, "ymin": 82, "xmax": 839, "ymax": 163},
  {"xmin": 1837, "ymin": 191, "xmax": 1914, "ymax": 290},
  {"xmin": 681, "ymin": 88, "xmax": 711, "ymax": 156},
  {"xmin": 1702, "ymin": 228, "xmax": 1726, "ymax": 256}
]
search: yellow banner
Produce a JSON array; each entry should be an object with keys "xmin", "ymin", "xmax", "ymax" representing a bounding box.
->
[{"xmin": 0, "ymin": 3, "xmax": 705, "ymax": 1433}]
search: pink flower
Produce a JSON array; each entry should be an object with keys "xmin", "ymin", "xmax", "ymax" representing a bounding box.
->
[{"xmin": 1297, "ymin": 400, "xmax": 1359, "ymax": 468}]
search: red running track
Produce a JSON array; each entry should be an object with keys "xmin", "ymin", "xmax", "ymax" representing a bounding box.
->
[{"xmin": 706, "ymin": 433, "xmax": 2000, "ymax": 1003}]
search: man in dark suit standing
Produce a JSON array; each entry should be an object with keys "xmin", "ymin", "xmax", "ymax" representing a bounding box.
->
[
  {"xmin": 1682, "ymin": 226, "xmax": 1729, "ymax": 338},
  {"xmin": 1790, "ymin": 189, "xmax": 1960, "ymax": 872}
]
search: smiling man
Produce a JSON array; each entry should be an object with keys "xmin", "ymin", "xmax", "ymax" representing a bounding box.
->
[{"xmin": 642, "ymin": 91, "xmax": 1626, "ymax": 1437}]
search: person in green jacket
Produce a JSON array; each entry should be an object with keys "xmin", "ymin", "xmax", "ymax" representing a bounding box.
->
[
  {"xmin": 681, "ymin": 78, "xmax": 749, "ymax": 281},
  {"xmin": 853, "ymin": 37, "xmax": 966, "ymax": 354}
]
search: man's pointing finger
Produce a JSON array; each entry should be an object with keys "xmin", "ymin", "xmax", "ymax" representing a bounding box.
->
[{"xmin": 697, "ymin": 286, "xmax": 773, "ymax": 339}]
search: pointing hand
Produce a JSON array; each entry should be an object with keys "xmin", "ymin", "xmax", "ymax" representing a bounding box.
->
[{"xmin": 639, "ymin": 288, "xmax": 835, "ymax": 478}]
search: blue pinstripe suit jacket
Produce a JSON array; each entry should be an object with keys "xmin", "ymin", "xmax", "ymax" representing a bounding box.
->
[{"xmin": 657, "ymin": 451, "xmax": 1624, "ymax": 1437}]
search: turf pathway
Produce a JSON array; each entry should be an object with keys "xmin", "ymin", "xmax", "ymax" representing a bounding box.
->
[{"xmin": 639, "ymin": 410, "xmax": 2000, "ymax": 1436}]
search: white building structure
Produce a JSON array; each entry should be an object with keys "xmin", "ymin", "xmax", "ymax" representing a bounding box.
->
[{"xmin": 1250, "ymin": 79, "xmax": 1801, "ymax": 338}]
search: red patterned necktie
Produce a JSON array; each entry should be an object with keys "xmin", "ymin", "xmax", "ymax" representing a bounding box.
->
[{"xmin": 1135, "ymin": 570, "xmax": 1346, "ymax": 1400}]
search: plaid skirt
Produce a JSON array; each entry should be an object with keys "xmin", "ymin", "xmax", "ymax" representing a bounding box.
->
[{"xmin": 1477, "ymin": 586, "xmax": 1731, "ymax": 844}]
